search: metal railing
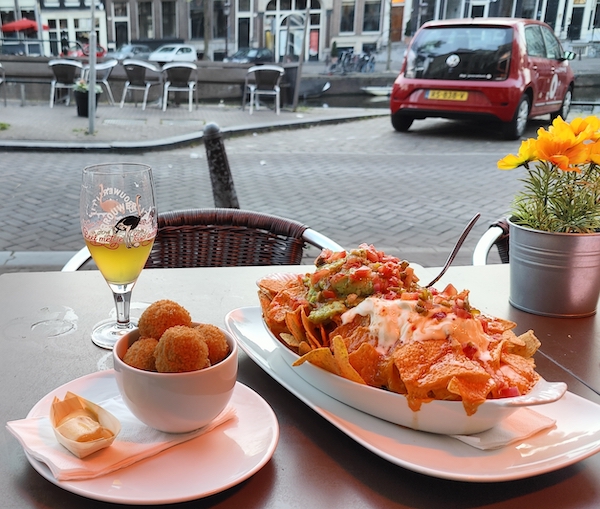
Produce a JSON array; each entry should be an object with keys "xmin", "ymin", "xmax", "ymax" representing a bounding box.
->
[{"xmin": 0, "ymin": 38, "xmax": 86, "ymax": 57}]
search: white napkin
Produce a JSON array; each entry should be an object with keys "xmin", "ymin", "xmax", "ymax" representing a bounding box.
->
[
  {"xmin": 452, "ymin": 407, "xmax": 556, "ymax": 450},
  {"xmin": 6, "ymin": 395, "xmax": 237, "ymax": 481}
]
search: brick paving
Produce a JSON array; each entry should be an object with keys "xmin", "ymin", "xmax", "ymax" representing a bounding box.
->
[{"xmin": 0, "ymin": 53, "xmax": 599, "ymax": 274}]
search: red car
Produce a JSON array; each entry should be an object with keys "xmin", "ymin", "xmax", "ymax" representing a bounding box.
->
[
  {"xmin": 390, "ymin": 18, "xmax": 576, "ymax": 139},
  {"xmin": 68, "ymin": 43, "xmax": 107, "ymax": 58}
]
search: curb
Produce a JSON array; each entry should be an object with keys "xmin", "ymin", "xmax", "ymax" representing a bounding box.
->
[{"xmin": 0, "ymin": 110, "xmax": 389, "ymax": 153}]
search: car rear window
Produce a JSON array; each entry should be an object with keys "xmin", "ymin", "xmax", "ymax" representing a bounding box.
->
[{"xmin": 404, "ymin": 26, "xmax": 513, "ymax": 81}]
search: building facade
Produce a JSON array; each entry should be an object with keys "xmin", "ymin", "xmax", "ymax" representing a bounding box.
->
[
  {"xmin": 2, "ymin": 0, "xmax": 599, "ymax": 61},
  {"xmin": 403, "ymin": 0, "xmax": 600, "ymax": 43},
  {"xmin": 1, "ymin": 0, "xmax": 107, "ymax": 56}
]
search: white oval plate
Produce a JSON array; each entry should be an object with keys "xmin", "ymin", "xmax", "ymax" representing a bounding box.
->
[
  {"xmin": 258, "ymin": 306, "xmax": 566, "ymax": 434},
  {"xmin": 24, "ymin": 371, "xmax": 279, "ymax": 505},
  {"xmin": 226, "ymin": 306, "xmax": 600, "ymax": 482},
  {"xmin": 278, "ymin": 343, "xmax": 566, "ymax": 434}
]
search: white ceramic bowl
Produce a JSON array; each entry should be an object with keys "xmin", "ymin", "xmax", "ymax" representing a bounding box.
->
[
  {"xmin": 113, "ymin": 325, "xmax": 238, "ymax": 433},
  {"xmin": 274, "ymin": 331, "xmax": 567, "ymax": 435}
]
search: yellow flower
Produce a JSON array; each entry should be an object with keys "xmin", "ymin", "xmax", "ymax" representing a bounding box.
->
[
  {"xmin": 536, "ymin": 120, "xmax": 589, "ymax": 171},
  {"xmin": 569, "ymin": 116, "xmax": 600, "ymax": 142},
  {"xmin": 497, "ymin": 138, "xmax": 537, "ymax": 170},
  {"xmin": 588, "ymin": 139, "xmax": 600, "ymax": 165}
]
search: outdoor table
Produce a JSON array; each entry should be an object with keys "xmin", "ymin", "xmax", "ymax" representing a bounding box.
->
[{"xmin": 2, "ymin": 264, "xmax": 600, "ymax": 509}]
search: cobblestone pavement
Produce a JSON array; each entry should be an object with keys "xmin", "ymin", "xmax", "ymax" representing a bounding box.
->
[{"xmin": 1, "ymin": 112, "xmax": 561, "ymax": 274}]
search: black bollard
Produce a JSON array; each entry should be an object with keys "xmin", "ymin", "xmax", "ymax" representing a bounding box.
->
[{"xmin": 203, "ymin": 123, "xmax": 240, "ymax": 209}]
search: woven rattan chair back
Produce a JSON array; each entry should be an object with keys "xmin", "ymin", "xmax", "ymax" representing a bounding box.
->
[
  {"xmin": 62, "ymin": 209, "xmax": 343, "ymax": 271},
  {"xmin": 123, "ymin": 61, "xmax": 148, "ymax": 86},
  {"xmin": 146, "ymin": 208, "xmax": 313, "ymax": 268}
]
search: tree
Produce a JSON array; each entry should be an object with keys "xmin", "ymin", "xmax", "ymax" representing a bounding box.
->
[{"xmin": 203, "ymin": 0, "xmax": 212, "ymax": 60}]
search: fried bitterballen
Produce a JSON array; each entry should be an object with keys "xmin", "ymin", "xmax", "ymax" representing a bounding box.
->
[
  {"xmin": 123, "ymin": 337, "xmax": 159, "ymax": 371},
  {"xmin": 138, "ymin": 299, "xmax": 192, "ymax": 339},
  {"xmin": 154, "ymin": 325, "xmax": 210, "ymax": 373},
  {"xmin": 194, "ymin": 323, "xmax": 230, "ymax": 364}
]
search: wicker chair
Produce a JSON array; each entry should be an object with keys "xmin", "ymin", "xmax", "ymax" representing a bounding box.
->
[
  {"xmin": 119, "ymin": 59, "xmax": 162, "ymax": 110},
  {"xmin": 472, "ymin": 217, "xmax": 510, "ymax": 265},
  {"xmin": 62, "ymin": 208, "xmax": 343, "ymax": 271},
  {"xmin": 49, "ymin": 59, "xmax": 83, "ymax": 107},
  {"xmin": 161, "ymin": 62, "xmax": 197, "ymax": 112},
  {"xmin": 243, "ymin": 65, "xmax": 285, "ymax": 115}
]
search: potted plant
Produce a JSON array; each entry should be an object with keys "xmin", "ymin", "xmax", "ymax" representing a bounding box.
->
[
  {"xmin": 73, "ymin": 79, "xmax": 102, "ymax": 118},
  {"xmin": 498, "ymin": 115, "xmax": 600, "ymax": 317}
]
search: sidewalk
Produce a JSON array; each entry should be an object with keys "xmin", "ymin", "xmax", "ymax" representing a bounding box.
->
[{"xmin": 0, "ymin": 99, "xmax": 389, "ymax": 151}]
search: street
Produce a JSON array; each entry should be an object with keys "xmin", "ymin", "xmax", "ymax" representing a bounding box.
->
[{"xmin": 0, "ymin": 114, "xmax": 543, "ymax": 270}]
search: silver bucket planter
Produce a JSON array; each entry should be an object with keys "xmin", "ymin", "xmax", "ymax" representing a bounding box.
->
[{"xmin": 509, "ymin": 218, "xmax": 600, "ymax": 317}]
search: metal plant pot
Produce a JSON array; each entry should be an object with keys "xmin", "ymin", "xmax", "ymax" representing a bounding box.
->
[{"xmin": 509, "ymin": 218, "xmax": 600, "ymax": 317}]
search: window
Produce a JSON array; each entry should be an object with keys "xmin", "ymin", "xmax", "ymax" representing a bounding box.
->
[
  {"xmin": 162, "ymin": 1, "xmax": 176, "ymax": 37},
  {"xmin": 340, "ymin": 0, "xmax": 355, "ymax": 33},
  {"xmin": 363, "ymin": 0, "xmax": 381, "ymax": 32},
  {"xmin": 190, "ymin": 0, "xmax": 204, "ymax": 39},
  {"xmin": 139, "ymin": 1, "xmax": 154, "ymax": 38},
  {"xmin": 214, "ymin": 0, "xmax": 226, "ymax": 38},
  {"xmin": 114, "ymin": 2, "xmax": 128, "ymax": 17},
  {"xmin": 521, "ymin": 0, "xmax": 536, "ymax": 19},
  {"xmin": 525, "ymin": 26, "xmax": 545, "ymax": 57},
  {"xmin": 405, "ymin": 27, "xmax": 513, "ymax": 80},
  {"xmin": 541, "ymin": 26, "xmax": 563, "ymax": 59},
  {"xmin": 239, "ymin": 0, "xmax": 251, "ymax": 12}
]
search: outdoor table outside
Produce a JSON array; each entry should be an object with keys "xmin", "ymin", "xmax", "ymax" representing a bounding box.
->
[{"xmin": 2, "ymin": 264, "xmax": 600, "ymax": 509}]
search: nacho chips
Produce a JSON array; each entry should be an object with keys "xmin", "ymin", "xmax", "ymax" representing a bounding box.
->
[{"xmin": 258, "ymin": 244, "xmax": 541, "ymax": 416}]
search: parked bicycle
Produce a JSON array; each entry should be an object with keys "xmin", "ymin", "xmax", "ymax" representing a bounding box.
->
[{"xmin": 329, "ymin": 49, "xmax": 376, "ymax": 74}]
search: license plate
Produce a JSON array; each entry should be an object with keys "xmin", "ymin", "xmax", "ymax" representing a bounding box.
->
[{"xmin": 426, "ymin": 90, "xmax": 468, "ymax": 101}]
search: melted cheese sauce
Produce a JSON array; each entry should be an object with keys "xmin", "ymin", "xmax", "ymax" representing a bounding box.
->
[{"xmin": 341, "ymin": 297, "xmax": 490, "ymax": 360}]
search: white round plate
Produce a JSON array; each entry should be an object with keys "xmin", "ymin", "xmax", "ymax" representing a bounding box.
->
[{"xmin": 25, "ymin": 371, "xmax": 279, "ymax": 505}]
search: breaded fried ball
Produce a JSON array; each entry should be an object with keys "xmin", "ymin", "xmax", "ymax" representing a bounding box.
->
[
  {"xmin": 154, "ymin": 326, "xmax": 210, "ymax": 373},
  {"xmin": 123, "ymin": 337, "xmax": 159, "ymax": 371},
  {"xmin": 194, "ymin": 323, "xmax": 230, "ymax": 365},
  {"xmin": 138, "ymin": 299, "xmax": 192, "ymax": 340}
]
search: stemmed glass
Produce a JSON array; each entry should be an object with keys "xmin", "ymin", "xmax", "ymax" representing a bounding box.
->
[{"xmin": 80, "ymin": 163, "xmax": 157, "ymax": 349}]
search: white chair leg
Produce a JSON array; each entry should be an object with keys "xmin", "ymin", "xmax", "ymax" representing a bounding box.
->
[
  {"xmin": 275, "ymin": 90, "xmax": 280, "ymax": 115},
  {"xmin": 162, "ymin": 85, "xmax": 168, "ymax": 111},
  {"xmin": 249, "ymin": 90, "xmax": 255, "ymax": 114},
  {"xmin": 103, "ymin": 82, "xmax": 115, "ymax": 105},
  {"xmin": 142, "ymin": 84, "xmax": 150, "ymax": 110},
  {"xmin": 49, "ymin": 83, "xmax": 55, "ymax": 108},
  {"xmin": 120, "ymin": 84, "xmax": 128, "ymax": 108},
  {"xmin": 188, "ymin": 86, "xmax": 192, "ymax": 112}
]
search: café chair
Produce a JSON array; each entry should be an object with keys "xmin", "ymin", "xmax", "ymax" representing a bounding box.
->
[
  {"xmin": 243, "ymin": 64, "xmax": 285, "ymax": 115},
  {"xmin": 472, "ymin": 218, "xmax": 510, "ymax": 265},
  {"xmin": 49, "ymin": 59, "xmax": 83, "ymax": 108},
  {"xmin": 161, "ymin": 62, "xmax": 197, "ymax": 112},
  {"xmin": 83, "ymin": 59, "xmax": 118, "ymax": 105},
  {"xmin": 119, "ymin": 59, "xmax": 162, "ymax": 110},
  {"xmin": 0, "ymin": 63, "xmax": 6, "ymax": 106},
  {"xmin": 61, "ymin": 208, "xmax": 344, "ymax": 271}
]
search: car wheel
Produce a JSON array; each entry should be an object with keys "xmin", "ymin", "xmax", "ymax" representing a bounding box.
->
[
  {"xmin": 550, "ymin": 87, "xmax": 572, "ymax": 122},
  {"xmin": 503, "ymin": 95, "xmax": 530, "ymax": 140},
  {"xmin": 391, "ymin": 114, "xmax": 414, "ymax": 132}
]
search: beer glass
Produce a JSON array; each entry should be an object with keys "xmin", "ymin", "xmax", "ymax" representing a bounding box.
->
[{"xmin": 80, "ymin": 163, "xmax": 157, "ymax": 349}]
